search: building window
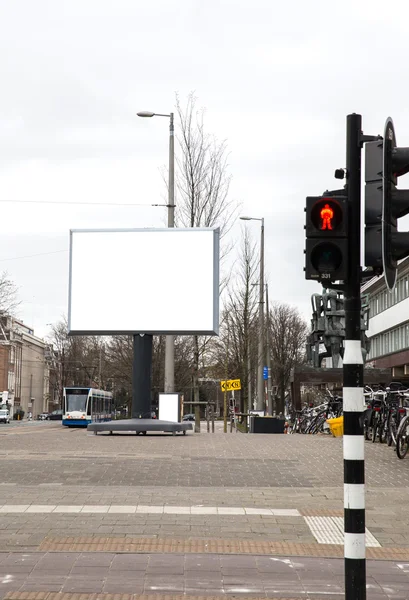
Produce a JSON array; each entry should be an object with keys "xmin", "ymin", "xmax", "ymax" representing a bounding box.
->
[
  {"xmin": 398, "ymin": 278, "xmax": 405, "ymax": 302},
  {"xmin": 7, "ymin": 371, "xmax": 14, "ymax": 391}
]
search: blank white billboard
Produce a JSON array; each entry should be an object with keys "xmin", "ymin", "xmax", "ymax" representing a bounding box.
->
[
  {"xmin": 68, "ymin": 228, "xmax": 219, "ymax": 335},
  {"xmin": 159, "ymin": 393, "xmax": 180, "ymax": 423}
]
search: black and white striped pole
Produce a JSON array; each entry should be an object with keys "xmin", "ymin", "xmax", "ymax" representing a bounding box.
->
[{"xmin": 343, "ymin": 113, "xmax": 366, "ymax": 600}]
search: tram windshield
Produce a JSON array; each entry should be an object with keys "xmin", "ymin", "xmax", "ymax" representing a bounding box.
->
[{"xmin": 66, "ymin": 389, "xmax": 89, "ymax": 412}]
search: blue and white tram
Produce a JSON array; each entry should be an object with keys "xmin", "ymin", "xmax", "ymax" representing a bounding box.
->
[{"xmin": 63, "ymin": 387, "xmax": 113, "ymax": 427}]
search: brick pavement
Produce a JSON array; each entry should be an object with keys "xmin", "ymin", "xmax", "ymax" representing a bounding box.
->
[
  {"xmin": 0, "ymin": 422, "xmax": 408, "ymax": 597},
  {"xmin": 0, "ymin": 552, "xmax": 409, "ymax": 598}
]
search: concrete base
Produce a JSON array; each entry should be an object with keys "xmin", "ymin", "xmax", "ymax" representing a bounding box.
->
[{"xmin": 87, "ymin": 418, "xmax": 193, "ymax": 436}]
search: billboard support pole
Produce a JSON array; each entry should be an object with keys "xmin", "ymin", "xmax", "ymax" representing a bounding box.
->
[{"xmin": 132, "ymin": 334, "xmax": 153, "ymax": 418}]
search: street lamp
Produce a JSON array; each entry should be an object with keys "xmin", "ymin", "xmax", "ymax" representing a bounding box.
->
[
  {"xmin": 240, "ymin": 216, "xmax": 265, "ymax": 412},
  {"xmin": 137, "ymin": 110, "xmax": 175, "ymax": 393},
  {"xmin": 265, "ymin": 283, "xmax": 273, "ymax": 415}
]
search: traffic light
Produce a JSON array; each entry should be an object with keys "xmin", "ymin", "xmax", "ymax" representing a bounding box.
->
[
  {"xmin": 305, "ymin": 194, "xmax": 348, "ymax": 283},
  {"xmin": 382, "ymin": 117, "xmax": 409, "ymax": 289},
  {"xmin": 364, "ymin": 139, "xmax": 383, "ymax": 271}
]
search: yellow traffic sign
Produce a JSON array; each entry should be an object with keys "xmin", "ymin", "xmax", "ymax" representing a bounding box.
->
[{"xmin": 220, "ymin": 379, "xmax": 241, "ymax": 392}]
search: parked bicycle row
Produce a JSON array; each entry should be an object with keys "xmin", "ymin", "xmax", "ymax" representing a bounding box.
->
[
  {"xmin": 289, "ymin": 392, "xmax": 343, "ymax": 434},
  {"xmin": 289, "ymin": 382, "xmax": 409, "ymax": 460},
  {"xmin": 363, "ymin": 383, "xmax": 409, "ymax": 459}
]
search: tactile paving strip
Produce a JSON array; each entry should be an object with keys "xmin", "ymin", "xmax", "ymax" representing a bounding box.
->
[
  {"xmin": 38, "ymin": 536, "xmax": 409, "ymax": 559},
  {"xmin": 304, "ymin": 516, "xmax": 381, "ymax": 547}
]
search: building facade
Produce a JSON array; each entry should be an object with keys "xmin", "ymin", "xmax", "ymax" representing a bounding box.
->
[
  {"xmin": 363, "ymin": 256, "xmax": 409, "ymax": 378},
  {"xmin": 0, "ymin": 317, "xmax": 57, "ymax": 417}
]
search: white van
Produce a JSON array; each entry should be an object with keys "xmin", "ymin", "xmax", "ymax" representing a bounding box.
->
[{"xmin": 0, "ymin": 409, "xmax": 10, "ymax": 424}]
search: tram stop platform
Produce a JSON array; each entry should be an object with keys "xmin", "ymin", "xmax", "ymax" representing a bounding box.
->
[{"xmin": 88, "ymin": 418, "xmax": 193, "ymax": 436}]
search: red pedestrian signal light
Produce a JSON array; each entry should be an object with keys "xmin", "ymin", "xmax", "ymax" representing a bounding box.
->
[
  {"xmin": 305, "ymin": 194, "xmax": 348, "ymax": 282},
  {"xmin": 308, "ymin": 197, "xmax": 344, "ymax": 235},
  {"xmin": 320, "ymin": 204, "xmax": 333, "ymax": 230}
]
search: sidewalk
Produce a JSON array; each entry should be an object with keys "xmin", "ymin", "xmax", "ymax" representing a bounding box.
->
[
  {"xmin": 2, "ymin": 424, "xmax": 409, "ymax": 599},
  {"xmin": 1, "ymin": 552, "xmax": 409, "ymax": 599}
]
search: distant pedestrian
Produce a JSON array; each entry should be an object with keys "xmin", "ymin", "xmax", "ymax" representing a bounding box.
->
[{"xmin": 28, "ymin": 412, "xmax": 32, "ymax": 421}]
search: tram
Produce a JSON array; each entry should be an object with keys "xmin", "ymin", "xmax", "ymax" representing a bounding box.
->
[{"xmin": 63, "ymin": 387, "xmax": 113, "ymax": 427}]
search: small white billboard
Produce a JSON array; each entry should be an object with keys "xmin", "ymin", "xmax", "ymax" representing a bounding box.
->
[
  {"xmin": 159, "ymin": 393, "xmax": 180, "ymax": 423},
  {"xmin": 68, "ymin": 228, "xmax": 219, "ymax": 335}
]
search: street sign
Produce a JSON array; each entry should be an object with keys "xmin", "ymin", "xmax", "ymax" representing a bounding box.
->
[
  {"xmin": 220, "ymin": 379, "xmax": 241, "ymax": 392},
  {"xmin": 263, "ymin": 367, "xmax": 268, "ymax": 380}
]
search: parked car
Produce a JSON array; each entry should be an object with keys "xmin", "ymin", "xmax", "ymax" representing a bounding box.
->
[
  {"xmin": 47, "ymin": 409, "xmax": 63, "ymax": 421},
  {"xmin": 0, "ymin": 409, "xmax": 10, "ymax": 424},
  {"xmin": 182, "ymin": 413, "xmax": 195, "ymax": 422},
  {"xmin": 140, "ymin": 411, "xmax": 157, "ymax": 419}
]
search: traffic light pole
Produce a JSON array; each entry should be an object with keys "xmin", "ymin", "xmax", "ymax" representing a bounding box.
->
[{"xmin": 343, "ymin": 114, "xmax": 366, "ymax": 600}]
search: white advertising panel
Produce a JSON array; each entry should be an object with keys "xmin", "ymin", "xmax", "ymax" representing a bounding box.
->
[
  {"xmin": 159, "ymin": 393, "xmax": 180, "ymax": 423},
  {"xmin": 68, "ymin": 228, "xmax": 219, "ymax": 335}
]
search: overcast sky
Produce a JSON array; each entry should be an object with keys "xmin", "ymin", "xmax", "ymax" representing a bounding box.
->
[{"xmin": 1, "ymin": 0, "xmax": 409, "ymax": 339}]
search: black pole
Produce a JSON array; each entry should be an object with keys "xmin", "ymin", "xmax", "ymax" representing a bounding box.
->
[
  {"xmin": 343, "ymin": 114, "xmax": 366, "ymax": 600},
  {"xmin": 132, "ymin": 334, "xmax": 153, "ymax": 418}
]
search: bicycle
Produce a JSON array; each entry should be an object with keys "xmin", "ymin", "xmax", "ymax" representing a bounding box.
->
[
  {"xmin": 386, "ymin": 390, "xmax": 409, "ymax": 446},
  {"xmin": 396, "ymin": 408, "xmax": 409, "ymax": 459}
]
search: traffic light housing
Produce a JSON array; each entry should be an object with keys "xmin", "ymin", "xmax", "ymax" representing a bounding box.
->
[
  {"xmin": 382, "ymin": 117, "xmax": 409, "ymax": 289},
  {"xmin": 364, "ymin": 139, "xmax": 383, "ymax": 271},
  {"xmin": 305, "ymin": 195, "xmax": 348, "ymax": 283}
]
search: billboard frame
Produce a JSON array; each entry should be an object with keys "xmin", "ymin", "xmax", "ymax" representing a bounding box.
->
[{"xmin": 68, "ymin": 227, "xmax": 220, "ymax": 336}]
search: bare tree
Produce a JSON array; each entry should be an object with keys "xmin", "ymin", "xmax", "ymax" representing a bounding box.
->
[
  {"xmin": 269, "ymin": 304, "xmax": 308, "ymax": 414},
  {"xmin": 175, "ymin": 93, "xmax": 235, "ymax": 236},
  {"xmin": 48, "ymin": 317, "xmax": 100, "ymax": 393},
  {"xmin": 175, "ymin": 92, "xmax": 237, "ymax": 403},
  {"xmin": 105, "ymin": 334, "xmax": 200, "ymax": 413},
  {"xmin": 212, "ymin": 228, "xmax": 258, "ymax": 412},
  {"xmin": 0, "ymin": 272, "xmax": 19, "ymax": 316},
  {"xmin": 104, "ymin": 335, "xmax": 133, "ymax": 410}
]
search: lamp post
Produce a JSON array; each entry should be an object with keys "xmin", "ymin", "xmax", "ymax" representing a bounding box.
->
[
  {"xmin": 240, "ymin": 216, "xmax": 265, "ymax": 411},
  {"xmin": 251, "ymin": 282, "xmax": 271, "ymax": 415},
  {"xmin": 137, "ymin": 110, "xmax": 175, "ymax": 393},
  {"xmin": 265, "ymin": 283, "xmax": 273, "ymax": 415}
]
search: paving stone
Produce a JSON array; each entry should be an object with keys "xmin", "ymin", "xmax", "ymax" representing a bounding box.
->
[{"xmin": 1, "ymin": 422, "xmax": 409, "ymax": 597}]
